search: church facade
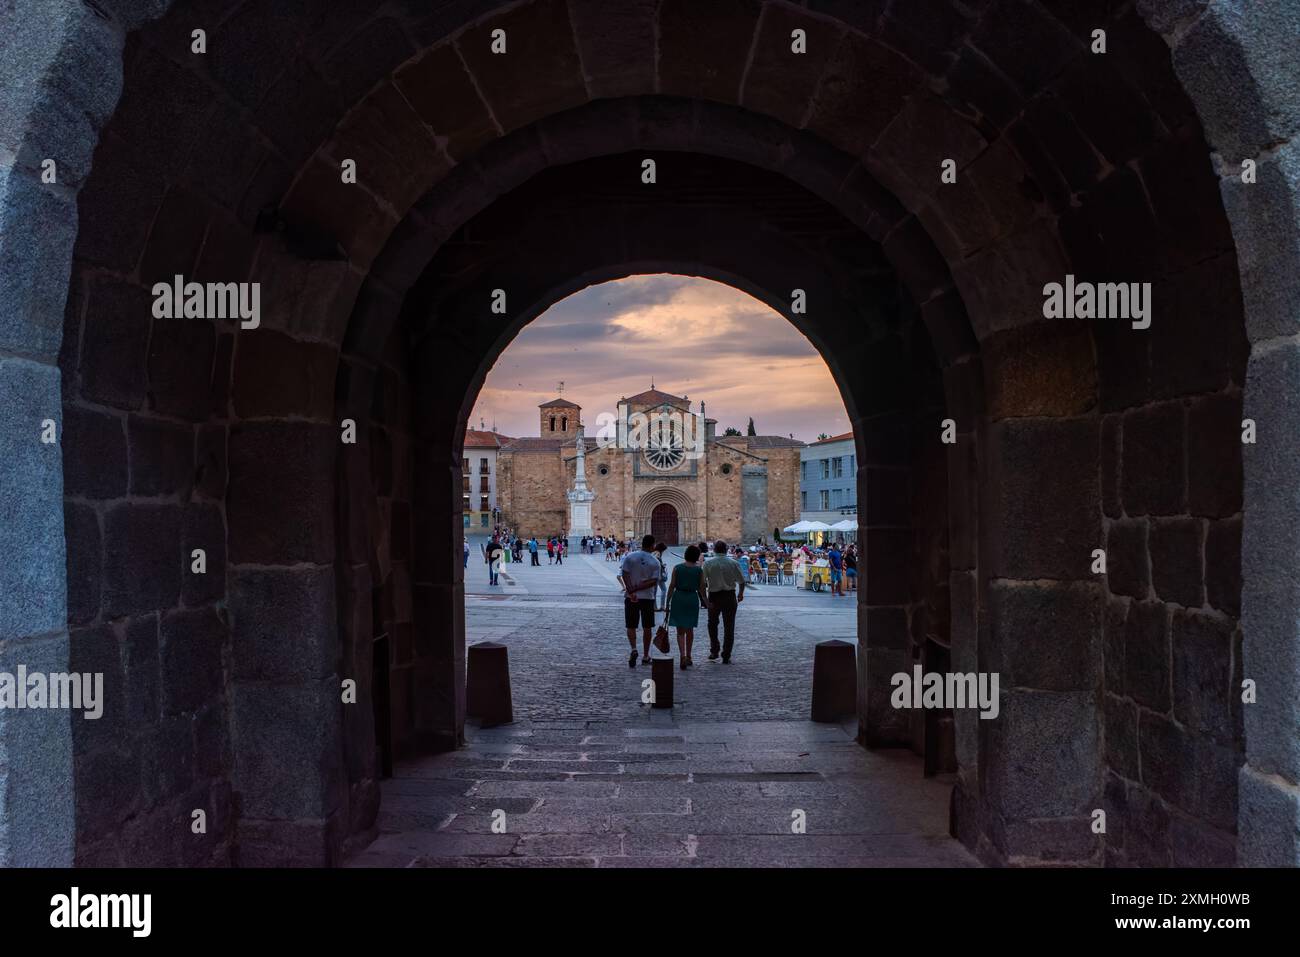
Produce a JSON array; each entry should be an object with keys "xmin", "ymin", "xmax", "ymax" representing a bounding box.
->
[{"xmin": 494, "ymin": 389, "xmax": 803, "ymax": 544}]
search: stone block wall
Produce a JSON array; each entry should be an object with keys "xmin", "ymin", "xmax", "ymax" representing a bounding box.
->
[
  {"xmin": 1094, "ymin": 254, "xmax": 1247, "ymax": 867},
  {"xmin": 760, "ymin": 444, "xmax": 802, "ymax": 539},
  {"xmin": 585, "ymin": 446, "xmax": 629, "ymax": 538},
  {"xmin": 499, "ymin": 449, "xmax": 569, "ymax": 537},
  {"xmin": 740, "ymin": 465, "xmax": 768, "ymax": 543},
  {"xmin": 60, "ymin": 264, "xmax": 236, "ymax": 867}
]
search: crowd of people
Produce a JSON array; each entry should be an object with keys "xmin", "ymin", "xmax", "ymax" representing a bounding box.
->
[
  {"xmin": 735, "ymin": 540, "xmax": 859, "ymax": 596},
  {"xmin": 466, "ymin": 526, "xmax": 571, "ymax": 585},
  {"xmin": 464, "ymin": 525, "xmax": 857, "ymax": 668},
  {"xmin": 576, "ymin": 534, "xmax": 650, "ymax": 562}
]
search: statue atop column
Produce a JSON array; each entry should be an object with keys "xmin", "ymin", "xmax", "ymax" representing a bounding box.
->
[{"xmin": 567, "ymin": 425, "xmax": 595, "ymax": 540}]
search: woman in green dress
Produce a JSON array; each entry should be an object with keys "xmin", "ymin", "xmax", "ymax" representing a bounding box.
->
[{"xmin": 665, "ymin": 544, "xmax": 710, "ymax": 669}]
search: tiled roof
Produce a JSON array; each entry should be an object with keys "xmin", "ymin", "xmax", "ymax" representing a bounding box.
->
[
  {"xmin": 539, "ymin": 398, "xmax": 581, "ymax": 409},
  {"xmin": 464, "ymin": 429, "xmax": 511, "ymax": 448},
  {"xmin": 501, "ymin": 437, "xmax": 568, "ymax": 452},
  {"xmin": 624, "ymin": 388, "xmax": 689, "ymax": 408},
  {"xmin": 810, "ymin": 431, "xmax": 853, "ymax": 445},
  {"xmin": 717, "ymin": 435, "xmax": 805, "ymax": 448}
]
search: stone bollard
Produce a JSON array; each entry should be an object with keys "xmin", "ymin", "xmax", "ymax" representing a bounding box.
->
[
  {"xmin": 811, "ymin": 639, "xmax": 856, "ymax": 722},
  {"xmin": 466, "ymin": 641, "xmax": 513, "ymax": 726},
  {"xmin": 650, "ymin": 654, "xmax": 674, "ymax": 709}
]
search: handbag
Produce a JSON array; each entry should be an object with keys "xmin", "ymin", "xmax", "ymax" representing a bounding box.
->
[{"xmin": 652, "ymin": 612, "xmax": 671, "ymax": 654}]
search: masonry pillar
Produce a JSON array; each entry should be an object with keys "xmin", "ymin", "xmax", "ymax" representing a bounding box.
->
[
  {"xmin": 226, "ymin": 339, "xmax": 349, "ymax": 864},
  {"xmin": 856, "ymin": 407, "xmax": 914, "ymax": 747},
  {"xmin": 0, "ymin": 0, "xmax": 126, "ymax": 866},
  {"xmin": 978, "ymin": 332, "xmax": 1105, "ymax": 864}
]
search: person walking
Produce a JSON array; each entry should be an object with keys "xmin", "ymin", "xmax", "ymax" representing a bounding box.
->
[
  {"xmin": 618, "ymin": 534, "xmax": 662, "ymax": 668},
  {"xmin": 666, "ymin": 544, "xmax": 709, "ymax": 669},
  {"xmin": 555, "ymin": 536, "xmax": 564, "ymax": 565},
  {"xmin": 653, "ymin": 542, "xmax": 669, "ymax": 611},
  {"xmin": 463, "ymin": 538, "xmax": 469, "ymax": 570},
  {"xmin": 844, "ymin": 544, "xmax": 858, "ymax": 592},
  {"xmin": 529, "ymin": 536, "xmax": 540, "ymax": 566},
  {"xmin": 703, "ymin": 540, "xmax": 746, "ymax": 663},
  {"xmin": 486, "ymin": 537, "xmax": 503, "ymax": 587},
  {"xmin": 827, "ymin": 541, "xmax": 844, "ymax": 597}
]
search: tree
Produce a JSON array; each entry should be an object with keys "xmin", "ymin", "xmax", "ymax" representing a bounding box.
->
[
  {"xmin": 746, "ymin": 417, "xmax": 756, "ymax": 436},
  {"xmin": 817, "ymin": 433, "xmax": 829, "ymax": 441},
  {"xmin": 723, "ymin": 426, "xmax": 741, "ymax": 436}
]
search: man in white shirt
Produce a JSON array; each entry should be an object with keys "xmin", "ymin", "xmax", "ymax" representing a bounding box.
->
[
  {"xmin": 702, "ymin": 540, "xmax": 746, "ymax": 662},
  {"xmin": 618, "ymin": 534, "xmax": 662, "ymax": 668}
]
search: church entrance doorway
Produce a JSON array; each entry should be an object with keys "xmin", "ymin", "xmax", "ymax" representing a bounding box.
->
[{"xmin": 650, "ymin": 503, "xmax": 679, "ymax": 546}]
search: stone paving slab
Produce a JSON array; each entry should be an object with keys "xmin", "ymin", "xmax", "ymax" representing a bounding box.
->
[
  {"xmin": 349, "ymin": 717, "xmax": 977, "ymax": 869},
  {"xmin": 347, "ymin": 548, "xmax": 976, "ymax": 868}
]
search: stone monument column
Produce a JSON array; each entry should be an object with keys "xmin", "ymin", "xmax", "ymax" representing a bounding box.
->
[{"xmin": 567, "ymin": 426, "xmax": 595, "ymax": 544}]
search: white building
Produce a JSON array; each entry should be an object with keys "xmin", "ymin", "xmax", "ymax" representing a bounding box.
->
[
  {"xmin": 463, "ymin": 428, "xmax": 510, "ymax": 530},
  {"xmin": 799, "ymin": 431, "xmax": 856, "ymax": 532}
]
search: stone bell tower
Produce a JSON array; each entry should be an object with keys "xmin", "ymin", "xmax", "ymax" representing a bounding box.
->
[{"xmin": 539, "ymin": 396, "xmax": 581, "ymax": 435}]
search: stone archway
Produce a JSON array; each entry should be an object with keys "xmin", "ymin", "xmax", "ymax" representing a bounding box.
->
[
  {"xmin": 635, "ymin": 485, "xmax": 699, "ymax": 547},
  {"xmin": 0, "ymin": 0, "xmax": 1295, "ymax": 868}
]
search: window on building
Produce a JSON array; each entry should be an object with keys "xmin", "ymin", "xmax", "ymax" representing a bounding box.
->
[
  {"xmin": 820, "ymin": 458, "xmax": 830, "ymax": 479},
  {"xmin": 801, "ymin": 491, "xmax": 807, "ymax": 510},
  {"xmin": 800, "ymin": 461, "xmax": 807, "ymax": 480},
  {"xmin": 549, "ymin": 416, "xmax": 556, "ymax": 431},
  {"xmin": 479, "ymin": 457, "xmax": 489, "ymax": 474},
  {"xmin": 819, "ymin": 489, "xmax": 829, "ymax": 510},
  {"xmin": 480, "ymin": 495, "xmax": 489, "ymax": 511},
  {"xmin": 561, "ymin": 417, "xmax": 567, "ymax": 431},
  {"xmin": 831, "ymin": 457, "xmax": 843, "ymax": 478},
  {"xmin": 849, "ymin": 454, "xmax": 856, "ymax": 474}
]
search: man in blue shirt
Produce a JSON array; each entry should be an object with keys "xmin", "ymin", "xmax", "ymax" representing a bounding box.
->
[
  {"xmin": 528, "ymin": 537, "xmax": 539, "ymax": 566},
  {"xmin": 827, "ymin": 543, "xmax": 843, "ymax": 597}
]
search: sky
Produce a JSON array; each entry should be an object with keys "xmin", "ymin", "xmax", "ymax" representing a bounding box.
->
[{"xmin": 469, "ymin": 274, "xmax": 850, "ymax": 442}]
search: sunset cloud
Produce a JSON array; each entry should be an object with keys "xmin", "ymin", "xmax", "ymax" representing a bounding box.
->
[{"xmin": 470, "ymin": 274, "xmax": 851, "ymax": 441}]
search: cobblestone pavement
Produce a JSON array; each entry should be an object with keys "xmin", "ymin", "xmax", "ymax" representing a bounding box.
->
[
  {"xmin": 348, "ymin": 544, "xmax": 976, "ymax": 868},
  {"xmin": 463, "ymin": 542, "xmax": 858, "ymax": 722}
]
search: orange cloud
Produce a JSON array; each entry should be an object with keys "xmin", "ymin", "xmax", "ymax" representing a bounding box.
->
[{"xmin": 470, "ymin": 275, "xmax": 850, "ymax": 441}]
